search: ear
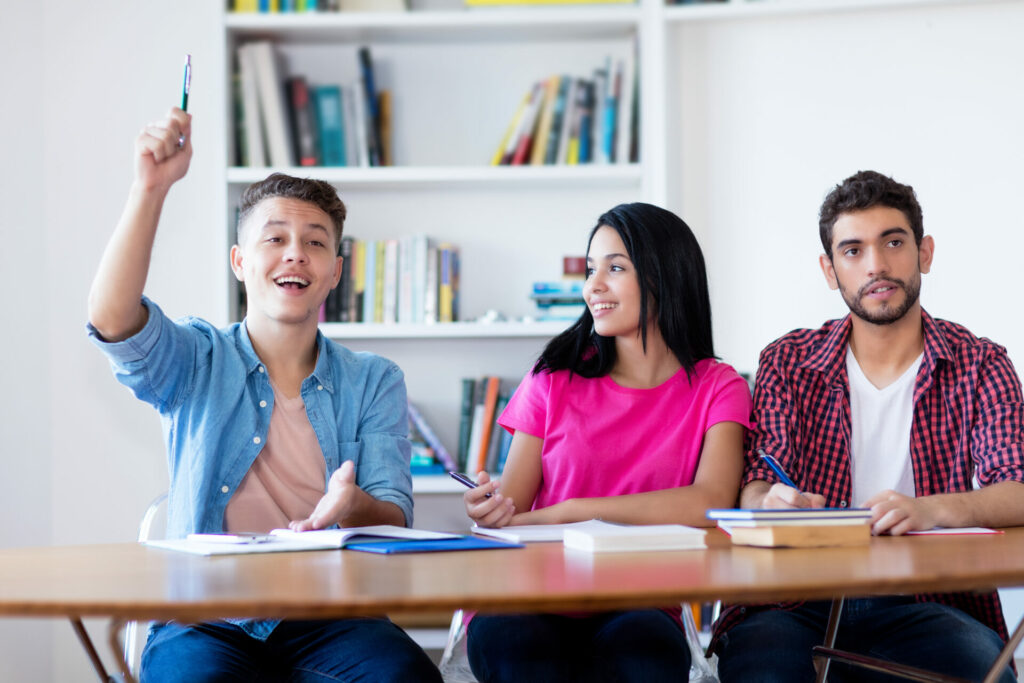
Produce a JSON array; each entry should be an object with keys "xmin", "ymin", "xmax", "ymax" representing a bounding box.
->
[
  {"xmin": 918, "ymin": 235, "xmax": 935, "ymax": 275},
  {"xmin": 332, "ymin": 255, "xmax": 344, "ymax": 289},
  {"xmin": 230, "ymin": 244, "xmax": 245, "ymax": 282},
  {"xmin": 819, "ymin": 253, "xmax": 840, "ymax": 291}
]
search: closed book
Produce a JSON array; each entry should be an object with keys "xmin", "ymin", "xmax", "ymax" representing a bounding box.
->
[
  {"xmin": 382, "ymin": 239, "xmax": 399, "ymax": 323},
  {"xmin": 373, "ymin": 241, "xmax": 386, "ymax": 323},
  {"xmin": 492, "ymin": 85, "xmax": 533, "ymax": 165},
  {"xmin": 237, "ymin": 43, "xmax": 267, "ymax": 166},
  {"xmin": 615, "ymin": 37, "xmax": 637, "ymax": 166},
  {"xmin": 474, "ymin": 376, "xmax": 502, "ymax": 473},
  {"xmin": 361, "ymin": 239, "xmax": 377, "ymax": 323},
  {"xmin": 545, "ymin": 76, "xmax": 571, "ymax": 164},
  {"xmin": 578, "ymin": 80, "xmax": 595, "ymax": 163},
  {"xmin": 457, "ymin": 378, "xmax": 476, "ymax": 471},
  {"xmin": 603, "ymin": 58, "xmax": 621, "ymax": 163},
  {"xmin": 338, "ymin": 236, "xmax": 355, "ymax": 322},
  {"xmin": 397, "ymin": 235, "xmax": 414, "ymax": 324},
  {"xmin": 248, "ymin": 41, "xmax": 294, "ymax": 167},
  {"xmin": 407, "ymin": 400, "xmax": 457, "ymax": 471},
  {"xmin": 410, "ymin": 234, "xmax": 431, "ymax": 324},
  {"xmin": 562, "ymin": 520, "xmax": 707, "ymax": 553},
  {"xmin": 438, "ymin": 245, "xmax": 455, "ymax": 323},
  {"xmin": 313, "ymin": 85, "xmax": 346, "ymax": 166},
  {"xmin": 358, "ymin": 47, "xmax": 383, "ymax": 166},
  {"xmin": 351, "ymin": 80, "xmax": 371, "ymax": 167},
  {"xmin": 484, "ymin": 392, "xmax": 511, "ymax": 472},
  {"xmin": 591, "ymin": 65, "xmax": 608, "ymax": 164},
  {"xmin": 378, "ymin": 89, "xmax": 393, "ymax": 166},
  {"xmin": 287, "ymin": 76, "xmax": 320, "ymax": 166},
  {"xmin": 423, "ymin": 243, "xmax": 439, "ymax": 324},
  {"xmin": 530, "ymin": 76, "xmax": 560, "ymax": 165},
  {"xmin": 555, "ymin": 77, "xmax": 577, "ymax": 165},
  {"xmin": 341, "ymin": 86, "xmax": 362, "ymax": 167},
  {"xmin": 510, "ymin": 82, "xmax": 546, "ymax": 165},
  {"xmin": 726, "ymin": 524, "xmax": 870, "ymax": 549}
]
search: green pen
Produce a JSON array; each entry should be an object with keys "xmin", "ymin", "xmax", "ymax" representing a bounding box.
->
[{"xmin": 181, "ymin": 54, "xmax": 191, "ymax": 112}]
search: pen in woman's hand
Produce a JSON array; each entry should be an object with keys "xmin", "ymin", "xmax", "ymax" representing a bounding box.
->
[
  {"xmin": 758, "ymin": 449, "xmax": 799, "ymax": 489},
  {"xmin": 450, "ymin": 471, "xmax": 493, "ymax": 498}
]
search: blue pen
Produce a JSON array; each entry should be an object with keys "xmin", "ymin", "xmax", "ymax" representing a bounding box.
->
[
  {"xmin": 449, "ymin": 471, "xmax": 493, "ymax": 498},
  {"xmin": 758, "ymin": 449, "xmax": 799, "ymax": 489}
]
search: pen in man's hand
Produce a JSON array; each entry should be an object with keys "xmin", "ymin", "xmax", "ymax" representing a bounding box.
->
[
  {"xmin": 758, "ymin": 449, "xmax": 799, "ymax": 489},
  {"xmin": 449, "ymin": 471, "xmax": 493, "ymax": 498},
  {"xmin": 181, "ymin": 54, "xmax": 191, "ymax": 112}
]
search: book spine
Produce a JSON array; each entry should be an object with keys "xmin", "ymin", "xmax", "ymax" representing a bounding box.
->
[
  {"xmin": 438, "ymin": 245, "xmax": 453, "ymax": 323},
  {"xmin": 237, "ymin": 43, "xmax": 267, "ymax": 167},
  {"xmin": 352, "ymin": 239, "xmax": 365, "ymax": 322},
  {"xmin": 287, "ymin": 76, "xmax": 320, "ymax": 166},
  {"xmin": 545, "ymin": 76, "xmax": 570, "ymax": 165},
  {"xmin": 397, "ymin": 236, "xmax": 414, "ymax": 324},
  {"xmin": 457, "ymin": 378, "xmax": 476, "ymax": 472},
  {"xmin": 424, "ymin": 244, "xmax": 438, "ymax": 324},
  {"xmin": 358, "ymin": 47, "xmax": 383, "ymax": 167},
  {"xmin": 474, "ymin": 376, "xmax": 501, "ymax": 474},
  {"xmin": 313, "ymin": 85, "xmax": 346, "ymax": 167},
  {"xmin": 407, "ymin": 401, "xmax": 457, "ymax": 471},
  {"xmin": 382, "ymin": 239, "xmax": 397, "ymax": 324},
  {"xmin": 361, "ymin": 239, "xmax": 376, "ymax": 324},
  {"xmin": 493, "ymin": 86, "xmax": 533, "ymax": 166},
  {"xmin": 530, "ymin": 76, "xmax": 560, "ymax": 165},
  {"xmin": 249, "ymin": 41, "xmax": 294, "ymax": 166},
  {"xmin": 338, "ymin": 236, "xmax": 354, "ymax": 322}
]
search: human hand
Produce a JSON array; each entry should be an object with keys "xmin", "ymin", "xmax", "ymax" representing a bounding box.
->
[
  {"xmin": 464, "ymin": 471, "xmax": 514, "ymax": 529},
  {"xmin": 290, "ymin": 460, "xmax": 361, "ymax": 532},
  {"xmin": 760, "ymin": 482, "xmax": 827, "ymax": 510},
  {"xmin": 864, "ymin": 490, "xmax": 937, "ymax": 536},
  {"xmin": 134, "ymin": 107, "xmax": 192, "ymax": 193}
]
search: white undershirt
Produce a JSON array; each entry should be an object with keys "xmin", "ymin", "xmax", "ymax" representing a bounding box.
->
[{"xmin": 846, "ymin": 346, "xmax": 922, "ymax": 507}]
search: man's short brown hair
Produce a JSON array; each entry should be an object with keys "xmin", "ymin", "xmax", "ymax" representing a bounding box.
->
[{"xmin": 237, "ymin": 173, "xmax": 347, "ymax": 253}]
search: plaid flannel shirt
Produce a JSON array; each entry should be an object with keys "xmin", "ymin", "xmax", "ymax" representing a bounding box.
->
[{"xmin": 713, "ymin": 309, "xmax": 1024, "ymax": 647}]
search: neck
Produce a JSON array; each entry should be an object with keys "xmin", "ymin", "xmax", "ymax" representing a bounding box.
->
[
  {"xmin": 610, "ymin": 325, "xmax": 682, "ymax": 389},
  {"xmin": 847, "ymin": 304, "xmax": 925, "ymax": 388},
  {"xmin": 245, "ymin": 316, "xmax": 320, "ymax": 395}
]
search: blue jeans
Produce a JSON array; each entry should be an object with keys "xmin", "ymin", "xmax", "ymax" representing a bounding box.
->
[
  {"xmin": 140, "ymin": 618, "xmax": 442, "ymax": 683},
  {"xmin": 716, "ymin": 597, "xmax": 1016, "ymax": 683},
  {"xmin": 467, "ymin": 610, "xmax": 692, "ymax": 683}
]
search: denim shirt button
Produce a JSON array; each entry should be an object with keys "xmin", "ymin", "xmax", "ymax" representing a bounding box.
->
[
  {"xmin": 221, "ymin": 485, "xmax": 229, "ymax": 493},
  {"xmin": 259, "ymin": 400, "xmax": 267, "ymax": 408},
  {"xmin": 253, "ymin": 436, "xmax": 261, "ymax": 444},
  {"xmin": 258, "ymin": 366, "xmax": 265, "ymax": 373},
  {"xmin": 317, "ymin": 385, "xmax": 323, "ymax": 391}
]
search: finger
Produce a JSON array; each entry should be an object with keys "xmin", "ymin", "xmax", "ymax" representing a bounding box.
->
[
  {"xmin": 290, "ymin": 518, "xmax": 315, "ymax": 532},
  {"xmin": 477, "ymin": 498, "xmax": 515, "ymax": 528},
  {"xmin": 871, "ymin": 507, "xmax": 905, "ymax": 536},
  {"xmin": 475, "ymin": 471, "xmax": 491, "ymax": 486},
  {"xmin": 764, "ymin": 484, "xmax": 811, "ymax": 509},
  {"xmin": 330, "ymin": 460, "xmax": 356, "ymax": 487},
  {"xmin": 139, "ymin": 126, "xmax": 180, "ymax": 163}
]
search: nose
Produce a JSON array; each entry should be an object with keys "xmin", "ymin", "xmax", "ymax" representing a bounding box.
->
[
  {"xmin": 864, "ymin": 247, "xmax": 888, "ymax": 277},
  {"xmin": 282, "ymin": 239, "xmax": 309, "ymax": 264},
  {"xmin": 584, "ymin": 271, "xmax": 605, "ymax": 298}
]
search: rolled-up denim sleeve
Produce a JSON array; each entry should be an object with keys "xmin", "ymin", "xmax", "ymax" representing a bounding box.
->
[{"xmin": 354, "ymin": 363, "xmax": 414, "ymax": 526}]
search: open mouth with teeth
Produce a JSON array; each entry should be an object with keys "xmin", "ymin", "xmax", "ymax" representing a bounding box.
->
[
  {"xmin": 592, "ymin": 303, "xmax": 617, "ymax": 311},
  {"xmin": 274, "ymin": 275, "xmax": 310, "ymax": 290}
]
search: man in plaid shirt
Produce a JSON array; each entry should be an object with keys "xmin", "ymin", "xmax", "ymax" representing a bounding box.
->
[{"xmin": 714, "ymin": 171, "xmax": 1024, "ymax": 682}]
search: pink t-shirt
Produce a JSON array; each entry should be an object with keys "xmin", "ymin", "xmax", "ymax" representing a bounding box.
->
[
  {"xmin": 498, "ymin": 358, "xmax": 752, "ymax": 509},
  {"xmin": 224, "ymin": 385, "xmax": 326, "ymax": 533}
]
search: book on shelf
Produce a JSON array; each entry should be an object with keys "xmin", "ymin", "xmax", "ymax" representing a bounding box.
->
[
  {"xmin": 563, "ymin": 520, "xmax": 707, "ymax": 553},
  {"xmin": 457, "ymin": 376, "xmax": 516, "ymax": 474},
  {"xmin": 407, "ymin": 400, "xmax": 457, "ymax": 471},
  {"xmin": 466, "ymin": 0, "xmax": 636, "ymax": 5},
  {"xmin": 492, "ymin": 86, "xmax": 534, "ymax": 166},
  {"xmin": 247, "ymin": 41, "xmax": 294, "ymax": 167},
  {"xmin": 230, "ymin": 0, "xmax": 409, "ymax": 13},
  {"xmin": 378, "ymin": 89, "xmax": 393, "ymax": 166},
  {"xmin": 287, "ymin": 76, "xmax": 320, "ymax": 166},
  {"xmin": 236, "ymin": 43, "xmax": 267, "ymax": 167},
  {"xmin": 530, "ymin": 77, "xmax": 561, "ymax": 165},
  {"xmin": 473, "ymin": 376, "xmax": 502, "ymax": 473},
  {"xmin": 358, "ymin": 47, "xmax": 384, "ymax": 167},
  {"xmin": 509, "ymin": 82, "xmax": 546, "ymax": 166},
  {"xmin": 313, "ymin": 85, "xmax": 347, "ymax": 166},
  {"xmin": 545, "ymin": 76, "xmax": 571, "ymax": 164},
  {"xmin": 707, "ymin": 508, "xmax": 873, "ymax": 548}
]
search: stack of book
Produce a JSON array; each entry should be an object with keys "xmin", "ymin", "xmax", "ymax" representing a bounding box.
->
[
  {"xmin": 319, "ymin": 236, "xmax": 460, "ymax": 325},
  {"xmin": 234, "ymin": 42, "xmax": 390, "ymax": 168},
  {"xmin": 458, "ymin": 376, "xmax": 517, "ymax": 474},
  {"xmin": 491, "ymin": 45, "xmax": 638, "ymax": 166},
  {"xmin": 530, "ymin": 281, "xmax": 585, "ymax": 321},
  {"xmin": 707, "ymin": 508, "xmax": 874, "ymax": 548}
]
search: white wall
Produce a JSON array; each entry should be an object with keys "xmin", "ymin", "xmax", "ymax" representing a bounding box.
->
[{"xmin": 2, "ymin": 1, "xmax": 1023, "ymax": 680}]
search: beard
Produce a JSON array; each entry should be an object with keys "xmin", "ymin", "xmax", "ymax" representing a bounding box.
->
[{"xmin": 838, "ymin": 274, "xmax": 921, "ymax": 325}]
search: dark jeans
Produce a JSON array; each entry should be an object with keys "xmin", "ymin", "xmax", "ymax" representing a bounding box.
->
[
  {"xmin": 716, "ymin": 596, "xmax": 1016, "ymax": 683},
  {"xmin": 467, "ymin": 610, "xmax": 692, "ymax": 683},
  {"xmin": 140, "ymin": 618, "xmax": 442, "ymax": 683}
]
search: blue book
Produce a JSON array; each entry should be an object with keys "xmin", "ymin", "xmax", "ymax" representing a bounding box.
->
[
  {"xmin": 345, "ymin": 536, "xmax": 524, "ymax": 554},
  {"xmin": 362, "ymin": 240, "xmax": 377, "ymax": 323},
  {"xmin": 313, "ymin": 85, "xmax": 347, "ymax": 167}
]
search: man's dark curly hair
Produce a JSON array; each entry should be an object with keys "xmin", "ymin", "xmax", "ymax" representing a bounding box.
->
[
  {"xmin": 819, "ymin": 170, "xmax": 923, "ymax": 258},
  {"xmin": 237, "ymin": 173, "xmax": 347, "ymax": 254}
]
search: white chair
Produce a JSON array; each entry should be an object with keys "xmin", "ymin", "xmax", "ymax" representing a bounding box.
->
[
  {"xmin": 119, "ymin": 492, "xmax": 169, "ymax": 682},
  {"xmin": 438, "ymin": 603, "xmax": 719, "ymax": 683}
]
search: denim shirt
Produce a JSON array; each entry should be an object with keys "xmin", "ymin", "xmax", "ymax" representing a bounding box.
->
[{"xmin": 88, "ymin": 298, "xmax": 413, "ymax": 639}]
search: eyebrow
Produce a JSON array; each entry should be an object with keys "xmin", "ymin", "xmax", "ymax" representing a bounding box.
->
[
  {"xmin": 835, "ymin": 227, "xmax": 910, "ymax": 251},
  {"xmin": 586, "ymin": 252, "xmax": 630, "ymax": 262},
  {"xmin": 261, "ymin": 220, "xmax": 331, "ymax": 234}
]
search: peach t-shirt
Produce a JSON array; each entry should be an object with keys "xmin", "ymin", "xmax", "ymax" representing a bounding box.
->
[{"xmin": 224, "ymin": 384, "xmax": 326, "ymax": 533}]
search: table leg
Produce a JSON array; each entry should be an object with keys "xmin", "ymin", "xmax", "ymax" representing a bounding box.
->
[
  {"xmin": 982, "ymin": 615, "xmax": 1024, "ymax": 683},
  {"xmin": 814, "ymin": 597, "xmax": 844, "ymax": 683},
  {"xmin": 69, "ymin": 618, "xmax": 111, "ymax": 683}
]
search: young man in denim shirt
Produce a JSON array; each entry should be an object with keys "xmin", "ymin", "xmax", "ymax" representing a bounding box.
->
[{"xmin": 88, "ymin": 107, "xmax": 441, "ymax": 682}]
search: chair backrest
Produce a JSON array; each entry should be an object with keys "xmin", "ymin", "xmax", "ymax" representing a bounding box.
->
[{"xmin": 123, "ymin": 492, "xmax": 169, "ymax": 677}]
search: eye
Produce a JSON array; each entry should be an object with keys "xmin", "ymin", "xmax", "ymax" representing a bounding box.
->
[
  {"xmin": 309, "ymin": 240, "xmax": 325, "ymax": 247},
  {"xmin": 843, "ymin": 247, "xmax": 859, "ymax": 257},
  {"xmin": 887, "ymin": 239, "xmax": 903, "ymax": 248},
  {"xmin": 585, "ymin": 266, "xmax": 595, "ymax": 278},
  {"xmin": 610, "ymin": 264, "xmax": 625, "ymax": 272},
  {"xmin": 265, "ymin": 236, "xmax": 281, "ymax": 244}
]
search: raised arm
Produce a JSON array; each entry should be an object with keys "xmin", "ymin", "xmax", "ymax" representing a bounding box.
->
[{"xmin": 87, "ymin": 108, "xmax": 192, "ymax": 341}]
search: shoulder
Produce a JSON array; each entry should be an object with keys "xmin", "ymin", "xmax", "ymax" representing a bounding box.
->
[
  {"xmin": 759, "ymin": 318, "xmax": 844, "ymax": 365},
  {"xmin": 929, "ymin": 315, "xmax": 1009, "ymax": 359},
  {"xmin": 323, "ymin": 338, "xmax": 404, "ymax": 384}
]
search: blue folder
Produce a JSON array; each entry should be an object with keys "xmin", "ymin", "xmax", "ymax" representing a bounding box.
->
[{"xmin": 345, "ymin": 536, "xmax": 523, "ymax": 554}]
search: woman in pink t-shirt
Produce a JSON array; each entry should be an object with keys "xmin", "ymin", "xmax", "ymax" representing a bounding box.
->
[{"xmin": 463, "ymin": 202, "xmax": 752, "ymax": 683}]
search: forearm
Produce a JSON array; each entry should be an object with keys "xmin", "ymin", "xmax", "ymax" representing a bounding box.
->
[
  {"xmin": 739, "ymin": 480, "xmax": 772, "ymax": 509},
  {"xmin": 922, "ymin": 481, "xmax": 1024, "ymax": 528},
  {"xmin": 528, "ymin": 484, "xmax": 736, "ymax": 528},
  {"xmin": 87, "ymin": 183, "xmax": 168, "ymax": 341},
  {"xmin": 338, "ymin": 489, "xmax": 406, "ymax": 528}
]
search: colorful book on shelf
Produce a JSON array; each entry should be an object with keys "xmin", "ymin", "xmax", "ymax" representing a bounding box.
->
[
  {"xmin": 361, "ymin": 239, "xmax": 377, "ymax": 323},
  {"xmin": 287, "ymin": 76, "xmax": 320, "ymax": 166},
  {"xmin": 474, "ymin": 376, "xmax": 502, "ymax": 473},
  {"xmin": 555, "ymin": 77, "xmax": 578, "ymax": 165},
  {"xmin": 378, "ymin": 89, "xmax": 393, "ymax": 166},
  {"xmin": 563, "ymin": 520, "xmax": 707, "ymax": 553},
  {"xmin": 530, "ymin": 76, "xmax": 561, "ymax": 165},
  {"xmin": 466, "ymin": 0, "xmax": 636, "ymax": 5},
  {"xmin": 338, "ymin": 236, "xmax": 355, "ymax": 322},
  {"xmin": 358, "ymin": 46, "xmax": 383, "ymax": 167},
  {"xmin": 457, "ymin": 378, "xmax": 476, "ymax": 471},
  {"xmin": 313, "ymin": 85, "xmax": 347, "ymax": 166},
  {"xmin": 492, "ymin": 85, "xmax": 534, "ymax": 165},
  {"xmin": 509, "ymin": 82, "xmax": 546, "ymax": 165},
  {"xmin": 407, "ymin": 400, "xmax": 457, "ymax": 471},
  {"xmin": 545, "ymin": 76, "xmax": 571, "ymax": 164}
]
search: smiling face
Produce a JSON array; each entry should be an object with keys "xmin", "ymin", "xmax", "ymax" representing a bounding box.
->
[
  {"xmin": 584, "ymin": 225, "xmax": 645, "ymax": 338},
  {"xmin": 820, "ymin": 205, "xmax": 934, "ymax": 326},
  {"xmin": 230, "ymin": 197, "xmax": 343, "ymax": 329}
]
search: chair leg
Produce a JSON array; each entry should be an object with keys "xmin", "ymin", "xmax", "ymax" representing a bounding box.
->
[
  {"xmin": 69, "ymin": 618, "xmax": 112, "ymax": 683},
  {"xmin": 107, "ymin": 618, "xmax": 137, "ymax": 683}
]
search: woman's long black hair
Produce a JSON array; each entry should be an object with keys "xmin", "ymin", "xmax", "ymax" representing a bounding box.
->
[{"xmin": 533, "ymin": 202, "xmax": 715, "ymax": 378}]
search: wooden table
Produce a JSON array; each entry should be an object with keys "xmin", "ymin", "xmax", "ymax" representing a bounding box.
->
[{"xmin": 2, "ymin": 529, "xmax": 1023, "ymax": 682}]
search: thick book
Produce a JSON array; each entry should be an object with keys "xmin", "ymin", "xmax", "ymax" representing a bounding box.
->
[
  {"xmin": 313, "ymin": 85, "xmax": 347, "ymax": 166},
  {"xmin": 237, "ymin": 43, "xmax": 267, "ymax": 167},
  {"xmin": 471, "ymin": 520, "xmax": 600, "ymax": 543},
  {"xmin": 562, "ymin": 520, "xmax": 707, "ymax": 553},
  {"xmin": 707, "ymin": 508, "xmax": 873, "ymax": 525},
  {"xmin": 473, "ymin": 376, "xmax": 502, "ymax": 473},
  {"xmin": 248, "ymin": 41, "xmax": 295, "ymax": 167},
  {"xmin": 345, "ymin": 536, "xmax": 522, "ymax": 554},
  {"xmin": 726, "ymin": 524, "xmax": 870, "ymax": 548},
  {"xmin": 358, "ymin": 46, "xmax": 383, "ymax": 166},
  {"xmin": 530, "ymin": 76, "xmax": 560, "ymax": 165},
  {"xmin": 147, "ymin": 525, "xmax": 458, "ymax": 556}
]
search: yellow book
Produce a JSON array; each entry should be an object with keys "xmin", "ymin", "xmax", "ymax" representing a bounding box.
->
[
  {"xmin": 567, "ymin": 138, "xmax": 580, "ymax": 165},
  {"xmin": 727, "ymin": 523, "xmax": 870, "ymax": 549},
  {"xmin": 492, "ymin": 86, "xmax": 534, "ymax": 166},
  {"xmin": 353, "ymin": 240, "xmax": 366, "ymax": 322}
]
